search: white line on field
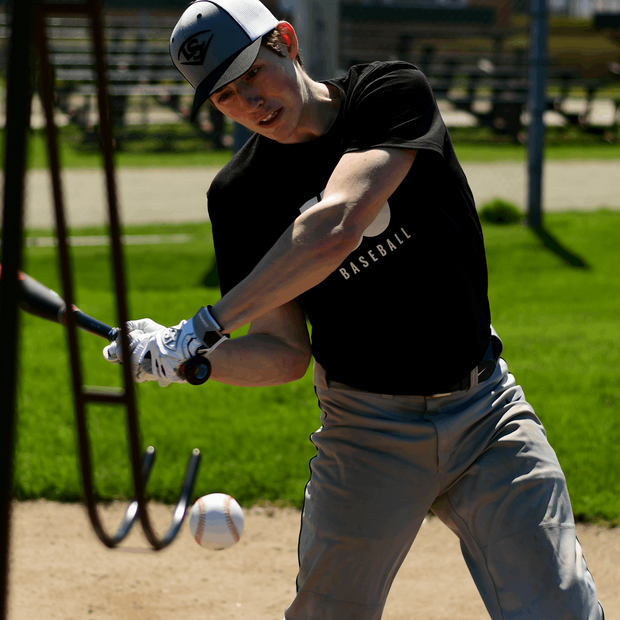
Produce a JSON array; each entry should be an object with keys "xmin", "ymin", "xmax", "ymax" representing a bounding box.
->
[{"xmin": 23, "ymin": 234, "xmax": 193, "ymax": 247}]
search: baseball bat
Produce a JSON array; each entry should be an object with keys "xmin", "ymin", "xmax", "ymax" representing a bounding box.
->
[{"xmin": 0, "ymin": 266, "xmax": 211, "ymax": 385}]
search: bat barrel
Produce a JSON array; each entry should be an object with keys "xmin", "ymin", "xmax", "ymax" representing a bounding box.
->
[
  {"xmin": 15, "ymin": 272, "xmax": 66, "ymax": 323},
  {"xmin": 1, "ymin": 267, "xmax": 116, "ymax": 340}
]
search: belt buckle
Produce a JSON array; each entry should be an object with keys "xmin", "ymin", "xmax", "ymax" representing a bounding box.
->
[
  {"xmin": 428, "ymin": 365, "xmax": 477, "ymax": 399},
  {"xmin": 427, "ymin": 354, "xmax": 498, "ymax": 400},
  {"xmin": 427, "ymin": 391, "xmax": 453, "ymax": 399}
]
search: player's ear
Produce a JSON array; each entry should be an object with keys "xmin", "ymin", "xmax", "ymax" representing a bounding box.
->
[{"xmin": 276, "ymin": 21, "xmax": 298, "ymax": 62}]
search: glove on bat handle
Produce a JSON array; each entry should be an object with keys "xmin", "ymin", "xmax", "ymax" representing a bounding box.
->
[
  {"xmin": 0, "ymin": 266, "xmax": 211, "ymax": 386},
  {"xmin": 67, "ymin": 314, "xmax": 212, "ymax": 387}
]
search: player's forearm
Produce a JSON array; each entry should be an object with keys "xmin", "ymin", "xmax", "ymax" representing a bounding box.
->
[
  {"xmin": 206, "ymin": 332, "xmax": 311, "ymax": 387},
  {"xmin": 212, "ymin": 203, "xmax": 357, "ymax": 334}
]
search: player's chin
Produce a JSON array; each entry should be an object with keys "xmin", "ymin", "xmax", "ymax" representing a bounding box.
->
[
  {"xmin": 254, "ymin": 110, "xmax": 291, "ymax": 140},
  {"xmin": 254, "ymin": 123, "xmax": 282, "ymax": 139}
]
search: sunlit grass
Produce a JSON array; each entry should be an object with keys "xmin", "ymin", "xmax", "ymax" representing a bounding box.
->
[{"xmin": 13, "ymin": 211, "xmax": 620, "ymax": 522}]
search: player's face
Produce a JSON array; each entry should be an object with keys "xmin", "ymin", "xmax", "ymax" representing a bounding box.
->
[{"xmin": 209, "ymin": 45, "xmax": 310, "ymax": 144}]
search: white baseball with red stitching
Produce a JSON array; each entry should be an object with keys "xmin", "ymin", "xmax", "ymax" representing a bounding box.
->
[{"xmin": 189, "ymin": 493, "xmax": 244, "ymax": 550}]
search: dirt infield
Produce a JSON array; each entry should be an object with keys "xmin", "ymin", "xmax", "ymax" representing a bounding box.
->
[{"xmin": 7, "ymin": 500, "xmax": 620, "ymax": 619}]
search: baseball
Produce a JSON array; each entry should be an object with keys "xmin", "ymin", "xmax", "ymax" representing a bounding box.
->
[{"xmin": 189, "ymin": 493, "xmax": 244, "ymax": 550}]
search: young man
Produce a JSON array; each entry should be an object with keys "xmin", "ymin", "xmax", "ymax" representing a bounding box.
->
[{"xmin": 104, "ymin": 1, "xmax": 604, "ymax": 618}]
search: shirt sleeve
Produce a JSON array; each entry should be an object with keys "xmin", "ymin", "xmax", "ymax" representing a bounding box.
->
[{"xmin": 342, "ymin": 61, "xmax": 446, "ymax": 156}]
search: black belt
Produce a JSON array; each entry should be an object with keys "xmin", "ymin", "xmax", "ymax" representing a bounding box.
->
[
  {"xmin": 434, "ymin": 335, "xmax": 503, "ymax": 396},
  {"xmin": 442, "ymin": 358, "xmax": 497, "ymax": 393}
]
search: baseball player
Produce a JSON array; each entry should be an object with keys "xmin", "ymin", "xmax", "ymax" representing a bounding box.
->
[{"xmin": 103, "ymin": 1, "xmax": 605, "ymax": 618}]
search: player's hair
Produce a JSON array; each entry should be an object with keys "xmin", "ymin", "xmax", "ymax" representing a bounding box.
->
[{"xmin": 262, "ymin": 27, "xmax": 304, "ymax": 69}]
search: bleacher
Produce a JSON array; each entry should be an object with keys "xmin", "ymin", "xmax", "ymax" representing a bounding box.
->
[
  {"xmin": 338, "ymin": 1, "xmax": 620, "ymax": 142},
  {"xmin": 0, "ymin": 9, "xmax": 226, "ymax": 147},
  {"xmin": 1, "ymin": 3, "xmax": 618, "ymax": 143}
]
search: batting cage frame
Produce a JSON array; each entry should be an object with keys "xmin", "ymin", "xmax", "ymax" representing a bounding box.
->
[{"xmin": 1, "ymin": 1, "xmax": 201, "ymax": 615}]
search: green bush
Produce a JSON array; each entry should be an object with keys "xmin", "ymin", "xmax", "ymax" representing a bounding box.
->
[{"xmin": 479, "ymin": 199, "xmax": 523, "ymax": 225}]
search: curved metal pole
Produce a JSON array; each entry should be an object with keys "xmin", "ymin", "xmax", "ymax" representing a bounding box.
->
[
  {"xmin": 147, "ymin": 447, "xmax": 202, "ymax": 549},
  {"xmin": 86, "ymin": 0, "xmax": 202, "ymax": 551},
  {"xmin": 102, "ymin": 448, "xmax": 156, "ymax": 546},
  {"xmin": 36, "ymin": 1, "xmax": 201, "ymax": 551}
]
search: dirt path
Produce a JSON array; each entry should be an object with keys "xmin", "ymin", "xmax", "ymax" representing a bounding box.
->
[
  {"xmin": 14, "ymin": 161, "xmax": 620, "ymax": 230},
  {"xmin": 7, "ymin": 501, "xmax": 620, "ymax": 619}
]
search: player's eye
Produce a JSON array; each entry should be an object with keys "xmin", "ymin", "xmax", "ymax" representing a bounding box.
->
[
  {"xmin": 216, "ymin": 90, "xmax": 232, "ymax": 103},
  {"xmin": 246, "ymin": 67, "xmax": 259, "ymax": 80}
]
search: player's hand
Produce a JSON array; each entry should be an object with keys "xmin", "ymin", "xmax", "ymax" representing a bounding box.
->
[
  {"xmin": 141, "ymin": 307, "xmax": 228, "ymax": 386},
  {"xmin": 140, "ymin": 320, "xmax": 207, "ymax": 385},
  {"xmin": 105, "ymin": 307, "xmax": 228, "ymax": 387},
  {"xmin": 102, "ymin": 319, "xmax": 172, "ymax": 387},
  {"xmin": 102, "ymin": 318, "xmax": 165, "ymax": 364},
  {"xmin": 130, "ymin": 332, "xmax": 173, "ymax": 387}
]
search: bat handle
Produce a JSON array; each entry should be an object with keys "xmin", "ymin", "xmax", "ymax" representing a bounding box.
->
[
  {"xmin": 111, "ymin": 328, "xmax": 211, "ymax": 386},
  {"xmin": 179, "ymin": 356, "xmax": 212, "ymax": 385}
]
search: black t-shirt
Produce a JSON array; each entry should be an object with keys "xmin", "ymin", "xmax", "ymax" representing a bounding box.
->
[{"xmin": 208, "ymin": 61, "xmax": 491, "ymax": 395}]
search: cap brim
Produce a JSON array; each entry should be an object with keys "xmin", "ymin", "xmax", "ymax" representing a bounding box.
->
[{"xmin": 190, "ymin": 37, "xmax": 262, "ymax": 121}]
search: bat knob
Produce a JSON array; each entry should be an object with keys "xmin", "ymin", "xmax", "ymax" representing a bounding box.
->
[{"xmin": 180, "ymin": 356, "xmax": 212, "ymax": 386}]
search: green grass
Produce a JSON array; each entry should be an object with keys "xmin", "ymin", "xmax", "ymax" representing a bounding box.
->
[
  {"xmin": 2, "ymin": 121, "xmax": 619, "ymax": 171},
  {"xmin": 451, "ymin": 127, "xmax": 620, "ymax": 162},
  {"xmin": 12, "ymin": 211, "xmax": 620, "ymax": 522},
  {"xmin": 454, "ymin": 141, "xmax": 620, "ymax": 163},
  {"xmin": 449, "ymin": 124, "xmax": 620, "ymax": 161},
  {"xmin": 1, "ymin": 125, "xmax": 234, "ymax": 170},
  {"xmin": 485, "ymin": 211, "xmax": 620, "ymax": 523},
  {"xmin": 15, "ymin": 223, "xmax": 320, "ymax": 509}
]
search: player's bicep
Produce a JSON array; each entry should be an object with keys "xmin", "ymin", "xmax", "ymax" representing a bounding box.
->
[
  {"xmin": 319, "ymin": 147, "xmax": 417, "ymax": 240},
  {"xmin": 248, "ymin": 299, "xmax": 311, "ymax": 359}
]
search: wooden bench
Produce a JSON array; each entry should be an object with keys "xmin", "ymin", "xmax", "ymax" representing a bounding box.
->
[
  {"xmin": 0, "ymin": 10, "xmax": 226, "ymax": 148},
  {"xmin": 2, "ymin": 7, "xmax": 617, "ymax": 144},
  {"xmin": 339, "ymin": 3, "xmax": 619, "ymax": 142},
  {"xmin": 418, "ymin": 49, "xmax": 617, "ymax": 140},
  {"xmin": 594, "ymin": 12, "xmax": 620, "ymax": 33},
  {"xmin": 339, "ymin": 2, "xmax": 511, "ymax": 66}
]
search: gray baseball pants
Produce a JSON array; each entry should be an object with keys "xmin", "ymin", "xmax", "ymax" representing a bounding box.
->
[{"xmin": 284, "ymin": 356, "xmax": 604, "ymax": 620}]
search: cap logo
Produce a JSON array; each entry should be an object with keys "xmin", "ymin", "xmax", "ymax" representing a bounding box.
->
[{"xmin": 178, "ymin": 30, "xmax": 214, "ymax": 66}]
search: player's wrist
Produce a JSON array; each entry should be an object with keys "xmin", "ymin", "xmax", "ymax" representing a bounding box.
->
[{"xmin": 191, "ymin": 306, "xmax": 229, "ymax": 353}]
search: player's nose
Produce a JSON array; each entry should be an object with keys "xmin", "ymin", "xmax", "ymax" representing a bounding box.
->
[{"xmin": 238, "ymin": 83, "xmax": 263, "ymax": 112}]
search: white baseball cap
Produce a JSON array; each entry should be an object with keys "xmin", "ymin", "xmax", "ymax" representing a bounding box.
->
[{"xmin": 170, "ymin": 0, "xmax": 279, "ymax": 121}]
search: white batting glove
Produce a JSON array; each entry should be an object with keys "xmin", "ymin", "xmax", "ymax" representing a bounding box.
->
[
  {"xmin": 130, "ymin": 334, "xmax": 173, "ymax": 387},
  {"xmin": 141, "ymin": 307, "xmax": 228, "ymax": 386},
  {"xmin": 102, "ymin": 318, "xmax": 165, "ymax": 364},
  {"xmin": 103, "ymin": 318, "xmax": 173, "ymax": 387}
]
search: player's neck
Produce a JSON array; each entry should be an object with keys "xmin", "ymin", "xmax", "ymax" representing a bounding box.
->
[{"xmin": 290, "ymin": 76, "xmax": 341, "ymax": 143}]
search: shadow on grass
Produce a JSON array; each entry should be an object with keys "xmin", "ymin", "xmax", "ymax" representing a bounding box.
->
[{"xmin": 531, "ymin": 227, "xmax": 589, "ymax": 269}]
